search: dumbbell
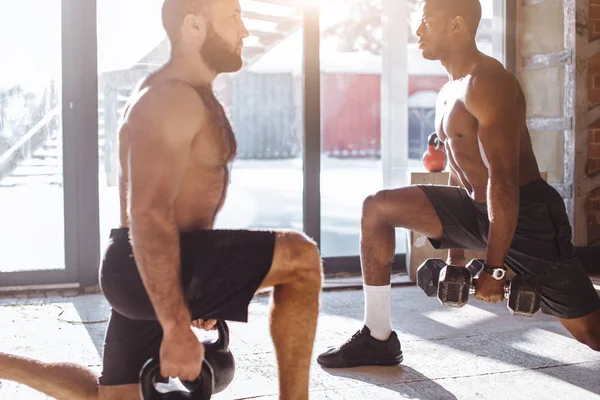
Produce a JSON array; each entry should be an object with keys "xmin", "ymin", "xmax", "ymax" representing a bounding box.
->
[
  {"xmin": 416, "ymin": 258, "xmax": 480, "ymax": 299},
  {"xmin": 417, "ymin": 258, "xmax": 541, "ymax": 316},
  {"xmin": 140, "ymin": 320, "xmax": 235, "ymax": 399},
  {"xmin": 416, "ymin": 258, "xmax": 447, "ymax": 297},
  {"xmin": 441, "ymin": 259, "xmax": 541, "ymax": 316},
  {"xmin": 417, "ymin": 258, "xmax": 500, "ymax": 303}
]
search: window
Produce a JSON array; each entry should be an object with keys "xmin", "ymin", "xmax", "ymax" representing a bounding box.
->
[{"xmin": 0, "ymin": 1, "xmax": 64, "ymax": 273}]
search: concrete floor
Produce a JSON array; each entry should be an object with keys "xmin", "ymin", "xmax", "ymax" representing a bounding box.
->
[{"xmin": 1, "ymin": 285, "xmax": 600, "ymax": 400}]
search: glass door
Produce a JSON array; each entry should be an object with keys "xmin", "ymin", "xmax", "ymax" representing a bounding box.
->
[
  {"xmin": 0, "ymin": 0, "xmax": 71, "ymax": 287},
  {"xmin": 0, "ymin": 0, "xmax": 100, "ymax": 289}
]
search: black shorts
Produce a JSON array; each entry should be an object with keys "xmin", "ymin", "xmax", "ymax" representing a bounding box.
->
[
  {"xmin": 418, "ymin": 178, "xmax": 600, "ymax": 320},
  {"xmin": 97, "ymin": 228, "xmax": 275, "ymax": 386}
]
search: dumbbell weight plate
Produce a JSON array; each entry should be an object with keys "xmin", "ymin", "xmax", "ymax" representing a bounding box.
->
[
  {"xmin": 438, "ymin": 265, "xmax": 473, "ymax": 308},
  {"xmin": 507, "ymin": 274, "xmax": 541, "ymax": 317},
  {"xmin": 416, "ymin": 259, "xmax": 448, "ymax": 297}
]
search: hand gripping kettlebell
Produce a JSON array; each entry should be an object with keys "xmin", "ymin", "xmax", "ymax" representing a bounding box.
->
[
  {"xmin": 139, "ymin": 357, "xmax": 214, "ymax": 399},
  {"xmin": 139, "ymin": 320, "xmax": 235, "ymax": 399}
]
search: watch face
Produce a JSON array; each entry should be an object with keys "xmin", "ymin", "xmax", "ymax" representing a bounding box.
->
[{"xmin": 492, "ymin": 269, "xmax": 506, "ymax": 280}]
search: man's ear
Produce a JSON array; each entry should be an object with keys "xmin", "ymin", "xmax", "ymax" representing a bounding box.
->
[
  {"xmin": 182, "ymin": 13, "xmax": 207, "ymax": 40},
  {"xmin": 452, "ymin": 16, "xmax": 465, "ymax": 33}
]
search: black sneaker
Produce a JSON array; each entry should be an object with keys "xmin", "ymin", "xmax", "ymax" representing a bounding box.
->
[{"xmin": 317, "ymin": 325, "xmax": 403, "ymax": 368}]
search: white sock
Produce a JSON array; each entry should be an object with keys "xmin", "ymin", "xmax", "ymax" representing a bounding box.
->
[{"xmin": 363, "ymin": 284, "xmax": 392, "ymax": 341}]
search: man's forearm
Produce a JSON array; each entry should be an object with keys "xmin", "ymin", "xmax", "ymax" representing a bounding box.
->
[
  {"xmin": 485, "ymin": 177, "xmax": 519, "ymax": 267},
  {"xmin": 130, "ymin": 214, "xmax": 191, "ymax": 332}
]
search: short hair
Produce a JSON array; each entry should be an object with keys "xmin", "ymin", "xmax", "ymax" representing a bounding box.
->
[
  {"xmin": 428, "ymin": 0, "xmax": 482, "ymax": 36},
  {"xmin": 161, "ymin": 0, "xmax": 210, "ymax": 42}
]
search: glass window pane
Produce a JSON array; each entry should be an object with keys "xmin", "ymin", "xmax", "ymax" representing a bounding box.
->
[
  {"xmin": 0, "ymin": 1, "xmax": 64, "ymax": 272},
  {"xmin": 320, "ymin": 0, "xmax": 506, "ymax": 258},
  {"xmin": 97, "ymin": 0, "xmax": 304, "ymax": 249}
]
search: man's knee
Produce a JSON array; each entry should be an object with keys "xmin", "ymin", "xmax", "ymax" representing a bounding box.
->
[
  {"xmin": 362, "ymin": 189, "xmax": 407, "ymax": 223},
  {"xmin": 562, "ymin": 307, "xmax": 600, "ymax": 352},
  {"xmin": 278, "ymin": 231, "xmax": 323, "ymax": 285},
  {"xmin": 580, "ymin": 333, "xmax": 600, "ymax": 352},
  {"xmin": 569, "ymin": 322, "xmax": 600, "ymax": 351},
  {"xmin": 362, "ymin": 191, "xmax": 386, "ymax": 217},
  {"xmin": 574, "ymin": 333, "xmax": 600, "ymax": 352}
]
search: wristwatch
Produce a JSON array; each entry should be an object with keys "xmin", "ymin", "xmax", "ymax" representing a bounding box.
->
[{"xmin": 483, "ymin": 264, "xmax": 507, "ymax": 280}]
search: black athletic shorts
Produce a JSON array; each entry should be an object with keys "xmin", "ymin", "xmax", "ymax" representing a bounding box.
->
[
  {"xmin": 97, "ymin": 228, "xmax": 275, "ymax": 386},
  {"xmin": 418, "ymin": 178, "xmax": 600, "ymax": 320}
]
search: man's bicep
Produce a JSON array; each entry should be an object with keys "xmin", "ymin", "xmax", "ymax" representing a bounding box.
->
[
  {"xmin": 478, "ymin": 109, "xmax": 520, "ymax": 176},
  {"xmin": 469, "ymin": 78, "xmax": 520, "ymax": 175},
  {"xmin": 126, "ymin": 84, "xmax": 206, "ymax": 216},
  {"xmin": 127, "ymin": 124, "xmax": 192, "ymax": 214}
]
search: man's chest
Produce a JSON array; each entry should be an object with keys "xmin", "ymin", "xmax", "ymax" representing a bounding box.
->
[
  {"xmin": 435, "ymin": 82, "xmax": 478, "ymax": 141},
  {"xmin": 191, "ymin": 87, "xmax": 238, "ymax": 163},
  {"xmin": 190, "ymin": 122, "xmax": 236, "ymax": 167}
]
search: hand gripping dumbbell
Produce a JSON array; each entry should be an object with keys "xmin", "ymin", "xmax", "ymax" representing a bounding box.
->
[
  {"xmin": 140, "ymin": 320, "xmax": 235, "ymax": 399},
  {"xmin": 417, "ymin": 258, "xmax": 541, "ymax": 316}
]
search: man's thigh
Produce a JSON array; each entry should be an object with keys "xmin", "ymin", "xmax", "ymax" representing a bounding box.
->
[
  {"xmin": 416, "ymin": 185, "xmax": 488, "ymax": 251},
  {"xmin": 182, "ymin": 229, "xmax": 276, "ymax": 322},
  {"xmin": 99, "ymin": 229, "xmax": 277, "ymax": 386},
  {"xmin": 102, "ymin": 228, "xmax": 276, "ymax": 322},
  {"xmin": 99, "ymin": 310, "xmax": 163, "ymax": 387},
  {"xmin": 507, "ymin": 191, "xmax": 600, "ymax": 320},
  {"xmin": 535, "ymin": 257, "xmax": 600, "ymax": 320}
]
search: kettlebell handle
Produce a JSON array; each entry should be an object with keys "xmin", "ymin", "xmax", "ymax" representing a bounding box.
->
[
  {"xmin": 139, "ymin": 357, "xmax": 214, "ymax": 400},
  {"xmin": 214, "ymin": 320, "xmax": 230, "ymax": 350}
]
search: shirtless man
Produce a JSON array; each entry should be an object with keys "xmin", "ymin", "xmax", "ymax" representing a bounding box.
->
[
  {"xmin": 0, "ymin": 0, "xmax": 322, "ymax": 398},
  {"xmin": 317, "ymin": 0, "xmax": 600, "ymax": 369}
]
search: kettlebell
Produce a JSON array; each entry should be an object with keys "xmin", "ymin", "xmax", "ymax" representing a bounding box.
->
[
  {"xmin": 139, "ymin": 357, "xmax": 214, "ymax": 399},
  {"xmin": 139, "ymin": 320, "xmax": 235, "ymax": 399},
  {"xmin": 422, "ymin": 132, "xmax": 447, "ymax": 172},
  {"xmin": 200, "ymin": 320, "xmax": 235, "ymax": 393}
]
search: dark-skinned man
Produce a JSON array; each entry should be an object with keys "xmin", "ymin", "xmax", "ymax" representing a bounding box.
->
[{"xmin": 318, "ymin": 0, "xmax": 600, "ymax": 369}]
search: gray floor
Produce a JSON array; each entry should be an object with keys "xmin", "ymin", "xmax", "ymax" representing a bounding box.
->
[{"xmin": 1, "ymin": 285, "xmax": 600, "ymax": 400}]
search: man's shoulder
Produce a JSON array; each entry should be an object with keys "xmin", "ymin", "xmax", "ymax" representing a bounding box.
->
[
  {"xmin": 463, "ymin": 57, "xmax": 523, "ymax": 121},
  {"xmin": 119, "ymin": 79, "xmax": 209, "ymax": 144},
  {"xmin": 465, "ymin": 60, "xmax": 519, "ymax": 109},
  {"xmin": 135, "ymin": 79, "xmax": 204, "ymax": 109},
  {"xmin": 127, "ymin": 79, "xmax": 207, "ymax": 126},
  {"xmin": 468, "ymin": 58, "xmax": 518, "ymax": 94}
]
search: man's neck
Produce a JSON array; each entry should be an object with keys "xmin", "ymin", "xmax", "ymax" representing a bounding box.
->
[
  {"xmin": 166, "ymin": 48, "xmax": 217, "ymax": 87},
  {"xmin": 441, "ymin": 42, "xmax": 480, "ymax": 81}
]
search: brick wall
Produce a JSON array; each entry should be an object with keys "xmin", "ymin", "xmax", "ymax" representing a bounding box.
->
[{"xmin": 588, "ymin": 1, "xmax": 600, "ymax": 245}]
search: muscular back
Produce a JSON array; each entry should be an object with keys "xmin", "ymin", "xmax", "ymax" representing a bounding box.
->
[
  {"xmin": 435, "ymin": 55, "xmax": 541, "ymax": 202},
  {"xmin": 117, "ymin": 71, "xmax": 237, "ymax": 232}
]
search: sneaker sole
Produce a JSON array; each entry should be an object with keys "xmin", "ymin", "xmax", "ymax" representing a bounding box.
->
[{"xmin": 317, "ymin": 352, "xmax": 404, "ymax": 369}]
